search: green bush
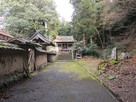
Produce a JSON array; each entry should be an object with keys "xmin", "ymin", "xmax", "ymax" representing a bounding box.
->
[
  {"xmin": 99, "ymin": 49, "xmax": 112, "ymax": 61},
  {"xmin": 82, "ymin": 43, "xmax": 102, "ymax": 57}
]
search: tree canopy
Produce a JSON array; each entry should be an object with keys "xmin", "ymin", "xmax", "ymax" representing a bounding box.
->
[
  {"xmin": 0, "ymin": 0, "xmax": 135, "ymax": 47},
  {"xmin": 71, "ymin": 0, "xmax": 103, "ymax": 47},
  {"xmin": 70, "ymin": 0, "xmax": 136, "ymax": 48},
  {"xmin": 0, "ymin": 0, "xmax": 59, "ymax": 39},
  {"xmin": 58, "ymin": 21, "xmax": 72, "ymax": 36}
]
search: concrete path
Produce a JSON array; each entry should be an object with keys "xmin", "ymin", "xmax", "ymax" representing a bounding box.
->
[{"xmin": 1, "ymin": 62, "xmax": 117, "ymax": 102}]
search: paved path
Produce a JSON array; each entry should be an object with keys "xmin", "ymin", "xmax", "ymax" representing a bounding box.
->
[{"xmin": 1, "ymin": 62, "xmax": 117, "ymax": 102}]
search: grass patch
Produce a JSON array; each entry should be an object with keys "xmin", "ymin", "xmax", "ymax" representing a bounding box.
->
[
  {"xmin": 42, "ymin": 61, "xmax": 97, "ymax": 80},
  {"xmin": 56, "ymin": 62, "xmax": 96, "ymax": 80},
  {"xmin": 77, "ymin": 60, "xmax": 98, "ymax": 74}
]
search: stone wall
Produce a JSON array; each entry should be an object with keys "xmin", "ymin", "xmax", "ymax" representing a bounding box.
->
[
  {"xmin": 0, "ymin": 49, "xmax": 28, "ymax": 87},
  {"xmin": 57, "ymin": 52, "xmax": 73, "ymax": 60},
  {"xmin": 47, "ymin": 54, "xmax": 57, "ymax": 62},
  {"xmin": 0, "ymin": 49, "xmax": 52, "ymax": 87},
  {"xmin": 36, "ymin": 51, "xmax": 48, "ymax": 69}
]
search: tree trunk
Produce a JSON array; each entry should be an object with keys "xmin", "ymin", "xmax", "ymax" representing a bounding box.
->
[
  {"xmin": 102, "ymin": 25, "xmax": 106, "ymax": 48},
  {"xmin": 109, "ymin": 25, "xmax": 112, "ymax": 43},
  {"xmin": 90, "ymin": 36, "xmax": 93, "ymax": 45},
  {"xmin": 83, "ymin": 33, "xmax": 86, "ymax": 48},
  {"xmin": 96, "ymin": 30, "xmax": 104, "ymax": 49}
]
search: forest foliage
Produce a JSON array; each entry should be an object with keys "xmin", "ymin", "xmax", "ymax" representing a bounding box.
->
[
  {"xmin": 0, "ymin": 0, "xmax": 136, "ymax": 49},
  {"xmin": 70, "ymin": 0, "xmax": 136, "ymax": 48},
  {"xmin": 0, "ymin": 0, "xmax": 59, "ymax": 39}
]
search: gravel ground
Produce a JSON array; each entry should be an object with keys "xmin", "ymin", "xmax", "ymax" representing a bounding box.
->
[{"xmin": 1, "ymin": 61, "xmax": 117, "ymax": 102}]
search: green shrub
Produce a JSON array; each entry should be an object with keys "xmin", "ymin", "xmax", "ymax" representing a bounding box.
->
[
  {"xmin": 82, "ymin": 43, "xmax": 102, "ymax": 57},
  {"xmin": 99, "ymin": 49, "xmax": 112, "ymax": 61}
]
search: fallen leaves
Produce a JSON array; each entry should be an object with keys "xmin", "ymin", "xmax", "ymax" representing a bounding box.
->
[{"xmin": 99, "ymin": 56, "xmax": 136, "ymax": 102}]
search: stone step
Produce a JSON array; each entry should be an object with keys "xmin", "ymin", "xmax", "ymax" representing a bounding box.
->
[{"xmin": 57, "ymin": 52, "xmax": 73, "ymax": 60}]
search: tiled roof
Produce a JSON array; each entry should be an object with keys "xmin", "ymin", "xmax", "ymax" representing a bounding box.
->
[
  {"xmin": 35, "ymin": 47, "xmax": 47, "ymax": 53},
  {"xmin": 0, "ymin": 31, "xmax": 13, "ymax": 38},
  {"xmin": 30, "ymin": 32, "xmax": 55, "ymax": 46},
  {"xmin": 0, "ymin": 43, "xmax": 24, "ymax": 50},
  {"xmin": 35, "ymin": 48, "xmax": 56, "ymax": 54},
  {"xmin": 7, "ymin": 38, "xmax": 28, "ymax": 44},
  {"xmin": 54, "ymin": 36, "xmax": 75, "ymax": 42},
  {"xmin": 7, "ymin": 38, "xmax": 42, "ymax": 47}
]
